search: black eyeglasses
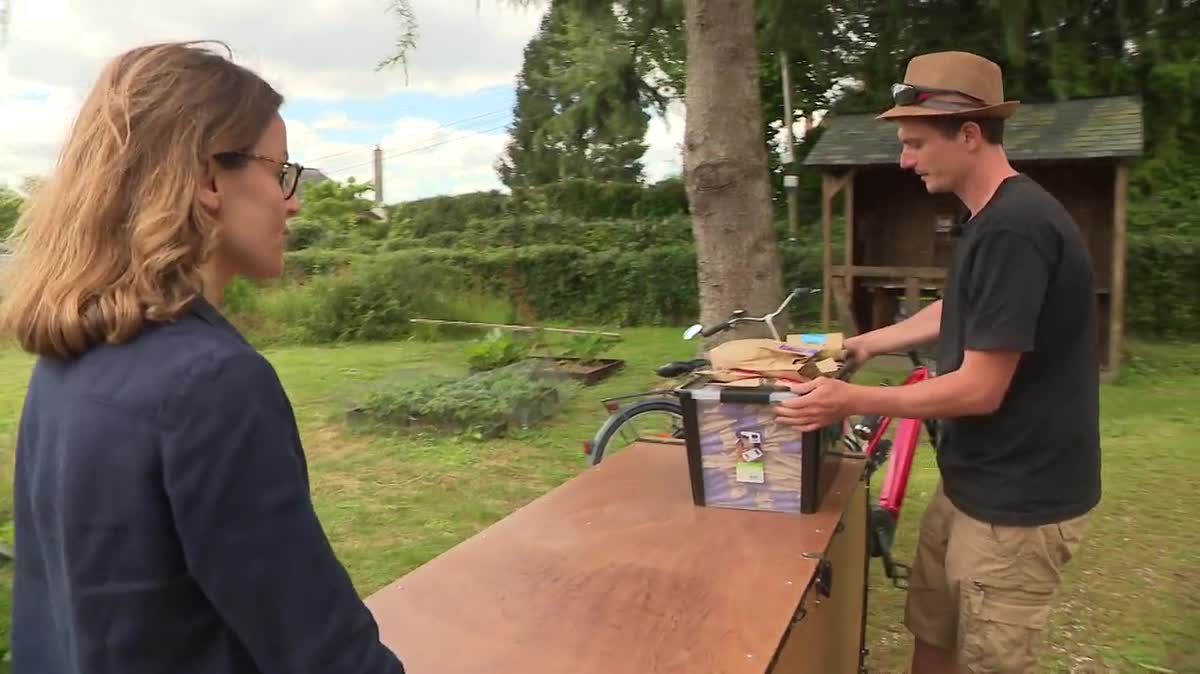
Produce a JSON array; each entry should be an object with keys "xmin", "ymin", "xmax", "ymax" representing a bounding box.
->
[
  {"xmin": 212, "ymin": 151, "xmax": 307, "ymax": 200},
  {"xmin": 891, "ymin": 83, "xmax": 988, "ymax": 110}
]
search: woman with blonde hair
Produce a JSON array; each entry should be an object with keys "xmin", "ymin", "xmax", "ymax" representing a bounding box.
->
[{"xmin": 1, "ymin": 41, "xmax": 406, "ymax": 674}]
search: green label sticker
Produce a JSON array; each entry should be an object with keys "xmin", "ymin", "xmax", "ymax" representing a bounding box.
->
[{"xmin": 736, "ymin": 462, "xmax": 765, "ymax": 484}]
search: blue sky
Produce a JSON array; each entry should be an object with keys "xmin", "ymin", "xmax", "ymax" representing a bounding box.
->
[{"xmin": 0, "ymin": 0, "xmax": 686, "ymax": 203}]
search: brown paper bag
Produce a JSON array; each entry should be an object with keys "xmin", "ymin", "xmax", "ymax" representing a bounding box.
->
[
  {"xmin": 704, "ymin": 337, "xmax": 845, "ymax": 383},
  {"xmin": 708, "ymin": 339, "xmax": 821, "ymax": 374}
]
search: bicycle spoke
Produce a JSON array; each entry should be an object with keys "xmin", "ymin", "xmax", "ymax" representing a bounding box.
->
[{"xmin": 617, "ymin": 412, "xmax": 677, "ymax": 448}]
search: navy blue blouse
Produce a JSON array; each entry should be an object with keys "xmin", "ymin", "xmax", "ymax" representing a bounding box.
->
[{"xmin": 11, "ymin": 297, "xmax": 405, "ymax": 674}]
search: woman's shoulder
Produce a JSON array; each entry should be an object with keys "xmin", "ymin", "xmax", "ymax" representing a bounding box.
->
[
  {"xmin": 42, "ymin": 308, "xmax": 284, "ymax": 426},
  {"xmin": 158, "ymin": 328, "xmax": 283, "ymax": 407}
]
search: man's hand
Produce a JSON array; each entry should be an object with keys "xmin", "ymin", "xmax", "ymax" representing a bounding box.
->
[
  {"xmin": 843, "ymin": 333, "xmax": 874, "ymax": 366},
  {"xmin": 775, "ymin": 377, "xmax": 855, "ymax": 432}
]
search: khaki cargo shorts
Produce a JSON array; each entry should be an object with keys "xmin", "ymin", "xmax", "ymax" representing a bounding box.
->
[{"xmin": 903, "ymin": 481, "xmax": 1089, "ymax": 672}]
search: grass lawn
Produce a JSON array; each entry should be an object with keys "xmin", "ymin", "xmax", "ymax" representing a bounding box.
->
[{"xmin": 0, "ymin": 331, "xmax": 1197, "ymax": 672}]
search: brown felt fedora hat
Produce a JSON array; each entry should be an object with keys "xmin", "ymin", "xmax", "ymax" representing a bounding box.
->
[{"xmin": 877, "ymin": 51, "xmax": 1019, "ymax": 120}]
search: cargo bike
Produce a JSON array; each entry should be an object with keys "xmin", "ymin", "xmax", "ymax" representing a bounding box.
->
[
  {"xmin": 586, "ymin": 287, "xmax": 940, "ymax": 590},
  {"xmin": 363, "ymin": 288, "xmax": 939, "ymax": 674}
]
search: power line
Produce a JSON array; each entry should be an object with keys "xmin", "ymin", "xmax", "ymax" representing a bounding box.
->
[
  {"xmin": 325, "ymin": 122, "xmax": 512, "ymax": 175},
  {"xmin": 301, "ymin": 108, "xmax": 511, "ymax": 165},
  {"xmin": 307, "ymin": 110, "xmax": 508, "ymax": 169},
  {"xmin": 321, "ymin": 122, "xmax": 512, "ymax": 177}
]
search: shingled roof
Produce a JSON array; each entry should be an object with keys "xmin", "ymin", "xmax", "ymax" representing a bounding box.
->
[{"xmin": 803, "ymin": 95, "xmax": 1143, "ymax": 167}]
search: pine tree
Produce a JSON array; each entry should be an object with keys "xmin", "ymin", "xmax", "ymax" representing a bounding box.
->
[{"xmin": 495, "ymin": 2, "xmax": 654, "ymax": 187}]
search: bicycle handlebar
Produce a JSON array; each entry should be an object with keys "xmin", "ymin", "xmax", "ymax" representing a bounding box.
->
[
  {"xmin": 872, "ymin": 350, "xmax": 931, "ymax": 370},
  {"xmin": 684, "ymin": 287, "xmax": 821, "ymax": 342},
  {"xmin": 908, "ymin": 350, "xmax": 924, "ymax": 369},
  {"xmin": 836, "ymin": 354, "xmax": 861, "ymax": 381}
]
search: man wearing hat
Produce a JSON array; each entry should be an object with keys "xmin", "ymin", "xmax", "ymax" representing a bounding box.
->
[{"xmin": 776, "ymin": 51, "xmax": 1101, "ymax": 672}]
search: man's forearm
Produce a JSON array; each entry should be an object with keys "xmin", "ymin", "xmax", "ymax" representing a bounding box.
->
[
  {"xmin": 849, "ymin": 367, "xmax": 997, "ymax": 419},
  {"xmin": 860, "ymin": 300, "xmax": 942, "ymax": 355}
]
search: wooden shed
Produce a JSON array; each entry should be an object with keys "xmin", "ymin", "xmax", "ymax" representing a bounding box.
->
[{"xmin": 802, "ymin": 95, "xmax": 1143, "ymax": 379}]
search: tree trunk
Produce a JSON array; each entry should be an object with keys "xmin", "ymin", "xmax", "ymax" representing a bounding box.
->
[{"xmin": 683, "ymin": 0, "xmax": 787, "ymax": 344}]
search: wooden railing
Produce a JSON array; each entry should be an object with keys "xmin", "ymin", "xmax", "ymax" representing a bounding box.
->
[{"xmin": 827, "ymin": 265, "xmax": 949, "ymax": 333}]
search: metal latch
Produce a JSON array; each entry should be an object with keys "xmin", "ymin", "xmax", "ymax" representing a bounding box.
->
[{"xmin": 816, "ymin": 559, "xmax": 833, "ymax": 598}]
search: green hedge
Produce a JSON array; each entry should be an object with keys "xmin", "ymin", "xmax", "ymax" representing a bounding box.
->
[
  {"xmin": 390, "ymin": 191, "xmax": 512, "ymax": 238},
  {"xmin": 279, "ymin": 164, "xmax": 1200, "ymax": 338},
  {"xmin": 385, "ymin": 178, "xmax": 689, "ymax": 240},
  {"xmin": 383, "ymin": 214, "xmax": 694, "ymax": 252},
  {"xmin": 239, "ymin": 257, "xmax": 470, "ymax": 344},
  {"xmin": 386, "ymin": 244, "xmax": 702, "ymax": 326},
  {"xmin": 262, "ymin": 235, "xmax": 827, "ymax": 345},
  {"xmin": 1126, "ymin": 232, "xmax": 1200, "ymax": 338},
  {"xmin": 266, "ymin": 211, "xmax": 1195, "ymax": 342},
  {"xmin": 1125, "ymin": 182, "xmax": 1200, "ymax": 338},
  {"xmin": 510, "ymin": 177, "xmax": 688, "ymax": 219},
  {"xmin": 283, "ymin": 248, "xmax": 365, "ymax": 280},
  {"xmin": 261, "ymin": 245, "xmax": 697, "ymax": 341}
]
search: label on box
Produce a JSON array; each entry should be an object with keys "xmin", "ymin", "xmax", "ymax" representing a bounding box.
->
[
  {"xmin": 741, "ymin": 446, "xmax": 764, "ymax": 462},
  {"xmin": 787, "ymin": 332, "xmax": 844, "ymax": 352},
  {"xmin": 815, "ymin": 357, "xmax": 840, "ymax": 374},
  {"xmin": 739, "ymin": 431, "xmax": 762, "ymax": 444},
  {"xmin": 736, "ymin": 461, "xmax": 765, "ymax": 484}
]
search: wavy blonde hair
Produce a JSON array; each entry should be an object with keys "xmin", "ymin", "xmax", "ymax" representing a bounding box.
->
[{"xmin": 0, "ymin": 40, "xmax": 283, "ymax": 359}]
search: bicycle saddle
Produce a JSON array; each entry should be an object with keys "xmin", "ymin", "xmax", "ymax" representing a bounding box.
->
[{"xmin": 656, "ymin": 358, "xmax": 710, "ymax": 378}]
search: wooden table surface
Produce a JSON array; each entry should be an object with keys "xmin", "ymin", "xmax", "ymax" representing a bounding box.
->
[{"xmin": 365, "ymin": 441, "xmax": 865, "ymax": 674}]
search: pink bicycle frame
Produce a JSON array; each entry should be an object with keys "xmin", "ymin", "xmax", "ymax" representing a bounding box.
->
[{"xmin": 861, "ymin": 365, "xmax": 933, "ymax": 521}]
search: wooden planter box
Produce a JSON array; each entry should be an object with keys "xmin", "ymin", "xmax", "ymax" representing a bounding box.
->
[{"xmin": 526, "ymin": 356, "xmax": 625, "ymax": 385}]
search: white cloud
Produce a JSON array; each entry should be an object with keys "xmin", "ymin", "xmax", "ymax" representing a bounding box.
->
[
  {"xmin": 291, "ymin": 115, "xmax": 511, "ymax": 202},
  {"xmin": 1, "ymin": 0, "xmax": 545, "ymax": 100},
  {"xmin": 0, "ymin": 0, "xmax": 544, "ymax": 187},
  {"xmin": 287, "ymin": 103, "xmax": 685, "ymax": 203},
  {"xmin": 0, "ymin": 70, "xmax": 82, "ymax": 188},
  {"xmin": 313, "ymin": 112, "xmax": 370, "ymax": 131},
  {"xmin": 0, "ymin": 0, "xmax": 687, "ymax": 200}
]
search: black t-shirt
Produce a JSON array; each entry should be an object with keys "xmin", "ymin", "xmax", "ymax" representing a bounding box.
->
[{"xmin": 935, "ymin": 173, "xmax": 1102, "ymax": 527}]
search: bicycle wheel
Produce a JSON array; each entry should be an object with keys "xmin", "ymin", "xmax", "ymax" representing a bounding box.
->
[{"xmin": 588, "ymin": 398, "xmax": 685, "ymax": 467}]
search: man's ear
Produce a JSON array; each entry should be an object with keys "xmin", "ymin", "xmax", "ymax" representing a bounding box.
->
[
  {"xmin": 961, "ymin": 120, "xmax": 984, "ymax": 151},
  {"xmin": 195, "ymin": 164, "xmax": 221, "ymax": 213}
]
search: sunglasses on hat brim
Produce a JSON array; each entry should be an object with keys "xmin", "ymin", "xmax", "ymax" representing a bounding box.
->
[{"xmin": 891, "ymin": 82, "xmax": 988, "ymax": 108}]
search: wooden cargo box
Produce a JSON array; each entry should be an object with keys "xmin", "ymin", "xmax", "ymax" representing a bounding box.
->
[{"xmin": 365, "ymin": 441, "xmax": 870, "ymax": 674}]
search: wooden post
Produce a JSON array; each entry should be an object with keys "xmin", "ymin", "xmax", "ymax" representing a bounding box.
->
[
  {"xmin": 820, "ymin": 171, "xmax": 854, "ymax": 330},
  {"xmin": 821, "ymin": 173, "xmax": 833, "ymax": 329},
  {"xmin": 843, "ymin": 170, "xmax": 856, "ymax": 327},
  {"xmin": 1107, "ymin": 161, "xmax": 1129, "ymax": 380},
  {"xmin": 904, "ymin": 277, "xmax": 921, "ymax": 318},
  {"xmin": 780, "ymin": 50, "xmax": 800, "ymax": 237}
]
